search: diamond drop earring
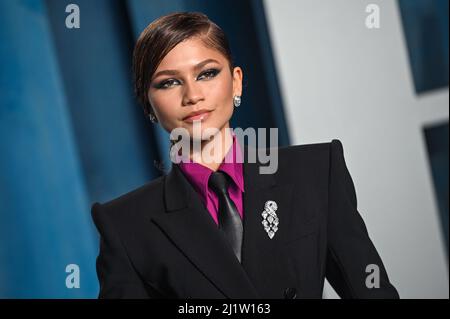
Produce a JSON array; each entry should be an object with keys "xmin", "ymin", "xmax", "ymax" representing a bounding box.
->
[{"xmin": 233, "ymin": 95, "xmax": 241, "ymax": 108}]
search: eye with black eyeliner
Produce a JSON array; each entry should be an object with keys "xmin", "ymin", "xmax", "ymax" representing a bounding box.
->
[
  {"xmin": 154, "ymin": 78, "xmax": 179, "ymax": 89},
  {"xmin": 154, "ymin": 68, "xmax": 221, "ymax": 90},
  {"xmin": 197, "ymin": 68, "xmax": 221, "ymax": 80}
]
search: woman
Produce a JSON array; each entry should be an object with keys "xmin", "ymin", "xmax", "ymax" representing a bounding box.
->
[{"xmin": 91, "ymin": 12, "xmax": 399, "ymax": 299}]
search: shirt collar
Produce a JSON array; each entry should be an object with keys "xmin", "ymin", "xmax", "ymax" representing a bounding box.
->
[{"xmin": 176, "ymin": 131, "xmax": 244, "ymax": 204}]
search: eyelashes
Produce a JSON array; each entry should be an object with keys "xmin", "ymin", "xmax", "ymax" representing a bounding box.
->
[
  {"xmin": 154, "ymin": 68, "xmax": 221, "ymax": 89},
  {"xmin": 199, "ymin": 68, "xmax": 220, "ymax": 80}
]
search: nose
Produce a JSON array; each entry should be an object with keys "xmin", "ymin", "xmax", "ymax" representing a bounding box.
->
[{"xmin": 182, "ymin": 79, "xmax": 204, "ymax": 106}]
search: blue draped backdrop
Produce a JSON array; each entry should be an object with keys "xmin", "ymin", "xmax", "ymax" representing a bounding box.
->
[
  {"xmin": 2, "ymin": 0, "xmax": 446, "ymax": 299},
  {"xmin": 0, "ymin": 0, "xmax": 289, "ymax": 298}
]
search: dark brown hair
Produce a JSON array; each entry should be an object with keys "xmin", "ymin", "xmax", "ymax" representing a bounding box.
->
[{"xmin": 132, "ymin": 12, "xmax": 235, "ymax": 119}]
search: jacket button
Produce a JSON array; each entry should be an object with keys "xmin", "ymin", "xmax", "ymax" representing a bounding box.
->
[{"xmin": 284, "ymin": 287, "xmax": 297, "ymax": 299}]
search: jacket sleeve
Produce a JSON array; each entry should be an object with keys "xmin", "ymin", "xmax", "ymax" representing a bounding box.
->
[
  {"xmin": 92, "ymin": 202, "xmax": 160, "ymax": 298},
  {"xmin": 325, "ymin": 139, "xmax": 399, "ymax": 299}
]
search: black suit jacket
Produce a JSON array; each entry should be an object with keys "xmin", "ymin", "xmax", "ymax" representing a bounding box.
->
[{"xmin": 91, "ymin": 139, "xmax": 399, "ymax": 299}]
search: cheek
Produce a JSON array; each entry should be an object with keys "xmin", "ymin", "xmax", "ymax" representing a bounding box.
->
[
  {"xmin": 149, "ymin": 92, "xmax": 179, "ymax": 118},
  {"xmin": 207, "ymin": 84, "xmax": 234, "ymax": 125},
  {"xmin": 208, "ymin": 77, "xmax": 233, "ymax": 107}
]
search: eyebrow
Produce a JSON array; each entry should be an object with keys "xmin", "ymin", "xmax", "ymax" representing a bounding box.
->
[{"xmin": 151, "ymin": 58, "xmax": 220, "ymax": 81}]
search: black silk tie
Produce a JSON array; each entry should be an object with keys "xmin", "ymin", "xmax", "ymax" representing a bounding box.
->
[{"xmin": 208, "ymin": 171, "xmax": 243, "ymax": 263}]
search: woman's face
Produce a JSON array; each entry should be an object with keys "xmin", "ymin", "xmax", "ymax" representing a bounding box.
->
[{"xmin": 147, "ymin": 37, "xmax": 242, "ymax": 139}]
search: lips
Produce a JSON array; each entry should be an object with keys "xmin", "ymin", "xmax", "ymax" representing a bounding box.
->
[{"xmin": 183, "ymin": 110, "xmax": 212, "ymax": 122}]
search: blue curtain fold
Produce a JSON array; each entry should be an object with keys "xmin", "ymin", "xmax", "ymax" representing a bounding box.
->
[
  {"xmin": 0, "ymin": 0, "xmax": 98, "ymax": 298},
  {"xmin": 0, "ymin": 0, "xmax": 289, "ymax": 298}
]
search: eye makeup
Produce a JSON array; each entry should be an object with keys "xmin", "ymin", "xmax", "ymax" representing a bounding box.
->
[{"xmin": 152, "ymin": 67, "xmax": 222, "ymax": 90}]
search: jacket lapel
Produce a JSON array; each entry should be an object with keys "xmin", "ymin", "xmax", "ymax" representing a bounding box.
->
[
  {"xmin": 151, "ymin": 161, "xmax": 259, "ymax": 298},
  {"xmin": 240, "ymin": 151, "xmax": 298, "ymax": 297},
  {"xmin": 241, "ymin": 153, "xmax": 295, "ymax": 251},
  {"xmin": 151, "ymin": 144, "xmax": 296, "ymax": 298}
]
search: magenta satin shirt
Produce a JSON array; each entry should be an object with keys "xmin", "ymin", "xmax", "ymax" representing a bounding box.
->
[{"xmin": 176, "ymin": 133, "xmax": 244, "ymax": 226}]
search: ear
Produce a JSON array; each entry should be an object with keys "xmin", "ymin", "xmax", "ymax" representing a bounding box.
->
[{"xmin": 232, "ymin": 66, "xmax": 243, "ymax": 97}]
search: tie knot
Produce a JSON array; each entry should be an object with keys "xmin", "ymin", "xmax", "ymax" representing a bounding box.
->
[{"xmin": 208, "ymin": 171, "xmax": 230, "ymax": 195}]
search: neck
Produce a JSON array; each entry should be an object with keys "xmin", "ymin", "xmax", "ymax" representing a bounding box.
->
[{"xmin": 190, "ymin": 124, "xmax": 233, "ymax": 171}]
